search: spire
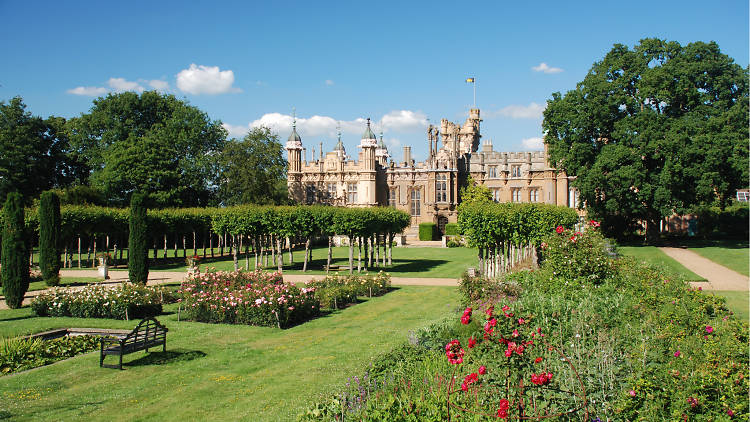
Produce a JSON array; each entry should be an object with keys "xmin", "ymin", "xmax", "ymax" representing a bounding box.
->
[
  {"xmin": 362, "ymin": 117, "xmax": 377, "ymax": 140},
  {"xmin": 334, "ymin": 122, "xmax": 345, "ymax": 151},
  {"xmin": 286, "ymin": 106, "xmax": 302, "ymax": 147}
]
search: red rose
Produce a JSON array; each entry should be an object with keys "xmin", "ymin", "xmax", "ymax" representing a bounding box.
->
[
  {"xmin": 534, "ymin": 357, "xmax": 543, "ymax": 364},
  {"xmin": 468, "ymin": 337, "xmax": 476, "ymax": 348},
  {"xmin": 461, "ymin": 314, "xmax": 471, "ymax": 325},
  {"xmin": 478, "ymin": 365, "xmax": 487, "ymax": 375},
  {"xmin": 556, "ymin": 226, "xmax": 564, "ymax": 234}
]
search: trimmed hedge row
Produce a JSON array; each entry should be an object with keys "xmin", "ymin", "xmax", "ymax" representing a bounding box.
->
[{"xmin": 418, "ymin": 223, "xmax": 437, "ymax": 241}]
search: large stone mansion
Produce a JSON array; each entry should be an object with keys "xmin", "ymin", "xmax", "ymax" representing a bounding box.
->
[{"xmin": 286, "ymin": 108, "xmax": 578, "ymax": 234}]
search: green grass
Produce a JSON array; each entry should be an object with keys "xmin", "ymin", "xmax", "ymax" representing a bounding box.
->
[
  {"xmin": 617, "ymin": 245, "xmax": 706, "ymax": 281},
  {"xmin": 61, "ymin": 246, "xmax": 479, "ymax": 278},
  {"xmin": 0, "ymin": 285, "xmax": 460, "ymax": 421},
  {"xmin": 713, "ymin": 290, "xmax": 749, "ymax": 323},
  {"xmin": 683, "ymin": 239, "xmax": 749, "ymax": 276}
]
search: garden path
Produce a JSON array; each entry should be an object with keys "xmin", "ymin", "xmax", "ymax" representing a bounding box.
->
[
  {"xmin": 0, "ymin": 270, "xmax": 459, "ymax": 309},
  {"xmin": 659, "ymin": 247, "xmax": 749, "ymax": 291}
]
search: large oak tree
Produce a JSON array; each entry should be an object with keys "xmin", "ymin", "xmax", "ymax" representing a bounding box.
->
[
  {"xmin": 543, "ymin": 39, "xmax": 748, "ymax": 241},
  {"xmin": 69, "ymin": 91, "xmax": 227, "ymax": 207}
]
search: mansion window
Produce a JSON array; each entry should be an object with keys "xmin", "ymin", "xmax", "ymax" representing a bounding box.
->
[
  {"xmin": 488, "ymin": 166, "xmax": 497, "ymax": 178},
  {"xmin": 305, "ymin": 185, "xmax": 316, "ymax": 204},
  {"xmin": 347, "ymin": 183, "xmax": 358, "ymax": 203},
  {"xmin": 511, "ymin": 165, "xmax": 522, "ymax": 178},
  {"xmin": 327, "ymin": 183, "xmax": 337, "ymax": 199},
  {"xmin": 568, "ymin": 188, "xmax": 579, "ymax": 208},
  {"xmin": 512, "ymin": 188, "xmax": 521, "ymax": 203},
  {"xmin": 388, "ymin": 187, "xmax": 397, "ymax": 207},
  {"xmin": 435, "ymin": 174, "xmax": 447, "ymax": 202},
  {"xmin": 529, "ymin": 189, "xmax": 539, "ymax": 203},
  {"xmin": 492, "ymin": 188, "xmax": 501, "ymax": 202},
  {"xmin": 410, "ymin": 189, "xmax": 421, "ymax": 216}
]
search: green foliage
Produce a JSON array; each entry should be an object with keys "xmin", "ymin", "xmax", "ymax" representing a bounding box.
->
[
  {"xmin": 0, "ymin": 98, "xmax": 80, "ymax": 205},
  {"xmin": 418, "ymin": 222, "xmax": 437, "ymax": 241},
  {"xmin": 1, "ymin": 193, "xmax": 28, "ymax": 308},
  {"xmin": 68, "ymin": 91, "xmax": 227, "ymax": 207},
  {"xmin": 306, "ymin": 272, "xmax": 391, "ymax": 309},
  {"xmin": 543, "ymin": 39, "xmax": 749, "ymax": 241},
  {"xmin": 0, "ymin": 335, "xmax": 100, "ymax": 375},
  {"xmin": 444, "ymin": 223, "xmax": 459, "ymax": 236},
  {"xmin": 459, "ymin": 175, "xmax": 492, "ymax": 204},
  {"xmin": 217, "ymin": 127, "xmax": 288, "ymax": 205},
  {"xmin": 693, "ymin": 202, "xmax": 749, "ymax": 239},
  {"xmin": 538, "ymin": 223, "xmax": 616, "ymax": 287},
  {"xmin": 128, "ymin": 193, "xmax": 149, "ymax": 284},
  {"xmin": 38, "ymin": 191, "xmax": 61, "ymax": 286},
  {"xmin": 30, "ymin": 283, "xmax": 170, "ymax": 319}
]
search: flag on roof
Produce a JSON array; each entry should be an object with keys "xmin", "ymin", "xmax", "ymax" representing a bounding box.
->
[{"xmin": 465, "ymin": 77, "xmax": 475, "ymax": 83}]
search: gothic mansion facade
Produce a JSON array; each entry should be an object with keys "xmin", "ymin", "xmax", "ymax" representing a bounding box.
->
[{"xmin": 286, "ymin": 108, "xmax": 578, "ymax": 234}]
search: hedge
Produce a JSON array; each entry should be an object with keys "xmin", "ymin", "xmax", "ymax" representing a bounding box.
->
[
  {"xmin": 418, "ymin": 222, "xmax": 437, "ymax": 241},
  {"xmin": 444, "ymin": 223, "xmax": 459, "ymax": 236}
]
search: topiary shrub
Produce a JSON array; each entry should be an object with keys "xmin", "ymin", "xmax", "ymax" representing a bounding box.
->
[
  {"xmin": 444, "ymin": 223, "xmax": 459, "ymax": 236},
  {"xmin": 38, "ymin": 191, "xmax": 61, "ymax": 286},
  {"xmin": 418, "ymin": 222, "xmax": 437, "ymax": 241},
  {"xmin": 128, "ymin": 193, "xmax": 149, "ymax": 284},
  {"xmin": 2, "ymin": 193, "xmax": 29, "ymax": 308}
]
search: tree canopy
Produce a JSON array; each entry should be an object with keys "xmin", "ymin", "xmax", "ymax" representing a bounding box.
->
[
  {"xmin": 543, "ymin": 39, "xmax": 749, "ymax": 240},
  {"xmin": 0, "ymin": 97, "xmax": 79, "ymax": 204},
  {"xmin": 68, "ymin": 91, "xmax": 227, "ymax": 208},
  {"xmin": 217, "ymin": 126, "xmax": 288, "ymax": 205}
]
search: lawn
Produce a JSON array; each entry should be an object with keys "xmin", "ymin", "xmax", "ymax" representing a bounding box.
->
[
  {"xmin": 0, "ymin": 285, "xmax": 460, "ymax": 421},
  {"xmin": 713, "ymin": 290, "xmax": 749, "ymax": 323},
  {"xmin": 27, "ymin": 277, "xmax": 101, "ymax": 292},
  {"xmin": 617, "ymin": 245, "xmax": 706, "ymax": 281},
  {"xmin": 683, "ymin": 239, "xmax": 749, "ymax": 276},
  {"xmin": 60, "ymin": 246, "xmax": 480, "ymax": 279}
]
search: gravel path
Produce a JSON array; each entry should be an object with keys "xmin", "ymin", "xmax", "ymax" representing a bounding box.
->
[
  {"xmin": 659, "ymin": 247, "xmax": 749, "ymax": 291},
  {"xmin": 0, "ymin": 270, "xmax": 459, "ymax": 309}
]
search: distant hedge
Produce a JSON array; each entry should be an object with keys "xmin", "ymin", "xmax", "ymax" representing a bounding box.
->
[
  {"xmin": 444, "ymin": 223, "xmax": 459, "ymax": 236},
  {"xmin": 694, "ymin": 203, "xmax": 749, "ymax": 238},
  {"xmin": 418, "ymin": 223, "xmax": 437, "ymax": 241}
]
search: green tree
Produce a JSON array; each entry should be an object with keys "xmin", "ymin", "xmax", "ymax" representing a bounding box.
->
[
  {"xmin": 128, "ymin": 193, "xmax": 149, "ymax": 284},
  {"xmin": 459, "ymin": 176, "xmax": 492, "ymax": 205},
  {"xmin": 68, "ymin": 91, "xmax": 227, "ymax": 208},
  {"xmin": 2, "ymin": 192, "xmax": 29, "ymax": 308},
  {"xmin": 543, "ymin": 39, "xmax": 748, "ymax": 241},
  {"xmin": 38, "ymin": 191, "xmax": 61, "ymax": 286},
  {"xmin": 0, "ymin": 97, "xmax": 75, "ymax": 204},
  {"xmin": 217, "ymin": 127, "xmax": 288, "ymax": 205}
]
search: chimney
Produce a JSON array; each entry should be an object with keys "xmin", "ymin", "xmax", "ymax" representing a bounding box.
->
[{"xmin": 403, "ymin": 146, "xmax": 411, "ymax": 166}]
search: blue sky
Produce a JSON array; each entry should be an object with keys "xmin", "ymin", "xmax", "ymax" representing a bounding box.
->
[{"xmin": 1, "ymin": 0, "xmax": 747, "ymax": 161}]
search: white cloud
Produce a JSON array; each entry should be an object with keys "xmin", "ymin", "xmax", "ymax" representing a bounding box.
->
[
  {"xmin": 379, "ymin": 110, "xmax": 428, "ymax": 132},
  {"xmin": 222, "ymin": 123, "xmax": 251, "ymax": 138},
  {"xmin": 493, "ymin": 102, "xmax": 546, "ymax": 119},
  {"xmin": 532, "ymin": 62, "xmax": 563, "ymax": 74},
  {"xmin": 147, "ymin": 79, "xmax": 169, "ymax": 91},
  {"xmin": 108, "ymin": 77, "xmax": 144, "ymax": 92},
  {"xmin": 520, "ymin": 137, "xmax": 544, "ymax": 150},
  {"xmin": 66, "ymin": 86, "xmax": 108, "ymax": 96},
  {"xmin": 176, "ymin": 64, "xmax": 240, "ymax": 95},
  {"xmin": 325, "ymin": 79, "xmax": 334, "ymax": 86},
  {"xmin": 385, "ymin": 137, "xmax": 401, "ymax": 148}
]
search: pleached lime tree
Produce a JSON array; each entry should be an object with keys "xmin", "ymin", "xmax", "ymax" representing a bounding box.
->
[
  {"xmin": 38, "ymin": 191, "xmax": 61, "ymax": 286},
  {"xmin": 2, "ymin": 192, "xmax": 29, "ymax": 308},
  {"xmin": 128, "ymin": 193, "xmax": 149, "ymax": 283}
]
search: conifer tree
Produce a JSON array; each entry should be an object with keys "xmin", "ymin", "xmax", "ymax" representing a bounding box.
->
[
  {"xmin": 128, "ymin": 192, "xmax": 149, "ymax": 284},
  {"xmin": 39, "ymin": 191, "xmax": 61, "ymax": 286},
  {"xmin": 2, "ymin": 192, "xmax": 29, "ymax": 308}
]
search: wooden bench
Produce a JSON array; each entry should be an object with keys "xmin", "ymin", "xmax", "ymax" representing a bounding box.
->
[{"xmin": 100, "ymin": 317, "xmax": 168, "ymax": 370}]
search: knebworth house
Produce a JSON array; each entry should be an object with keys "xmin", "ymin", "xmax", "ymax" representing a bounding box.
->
[{"xmin": 286, "ymin": 108, "xmax": 579, "ymax": 237}]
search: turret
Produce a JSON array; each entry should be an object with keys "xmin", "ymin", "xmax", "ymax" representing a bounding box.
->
[
  {"xmin": 359, "ymin": 118, "xmax": 377, "ymax": 171},
  {"xmin": 285, "ymin": 113, "xmax": 303, "ymax": 173}
]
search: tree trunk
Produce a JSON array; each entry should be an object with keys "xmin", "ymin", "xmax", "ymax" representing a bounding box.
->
[
  {"xmin": 348, "ymin": 236, "xmax": 354, "ymax": 275},
  {"xmin": 77, "ymin": 236, "xmax": 81, "ymax": 268},
  {"xmin": 232, "ymin": 235, "xmax": 239, "ymax": 272},
  {"xmin": 287, "ymin": 237, "xmax": 293, "ymax": 265},
  {"xmin": 327, "ymin": 236, "xmax": 333, "ymax": 273},
  {"xmin": 276, "ymin": 237, "xmax": 283, "ymax": 273},
  {"xmin": 357, "ymin": 237, "xmax": 362, "ymax": 273},
  {"xmin": 163, "ymin": 234, "xmax": 168, "ymax": 260},
  {"xmin": 303, "ymin": 238, "xmax": 310, "ymax": 272}
]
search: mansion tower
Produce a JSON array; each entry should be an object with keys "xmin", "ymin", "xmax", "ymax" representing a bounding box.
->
[{"xmin": 286, "ymin": 109, "xmax": 578, "ymax": 235}]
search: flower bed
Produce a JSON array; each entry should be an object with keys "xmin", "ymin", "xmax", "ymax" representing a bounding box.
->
[
  {"xmin": 306, "ymin": 272, "xmax": 391, "ymax": 309},
  {"xmin": 178, "ymin": 270, "xmax": 319, "ymax": 328},
  {"xmin": 1, "ymin": 335, "xmax": 101, "ymax": 375},
  {"xmin": 31, "ymin": 283, "xmax": 171, "ymax": 320}
]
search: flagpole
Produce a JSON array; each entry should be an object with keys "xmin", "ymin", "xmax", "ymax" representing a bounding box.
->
[{"xmin": 473, "ymin": 79, "xmax": 476, "ymax": 108}]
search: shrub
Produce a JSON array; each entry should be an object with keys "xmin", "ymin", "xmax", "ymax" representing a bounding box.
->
[
  {"xmin": 31, "ymin": 283, "xmax": 170, "ymax": 320},
  {"xmin": 537, "ymin": 221, "xmax": 616, "ymax": 287},
  {"xmin": 1, "ymin": 335, "xmax": 101, "ymax": 375},
  {"xmin": 38, "ymin": 191, "xmax": 61, "ymax": 286},
  {"xmin": 418, "ymin": 222, "xmax": 437, "ymax": 241},
  {"xmin": 444, "ymin": 223, "xmax": 459, "ymax": 236},
  {"xmin": 179, "ymin": 270, "xmax": 319, "ymax": 328},
  {"xmin": 694, "ymin": 202, "xmax": 749, "ymax": 239},
  {"xmin": 306, "ymin": 272, "xmax": 391, "ymax": 309},
  {"xmin": 128, "ymin": 192, "xmax": 149, "ymax": 283},
  {"xmin": 2, "ymin": 192, "xmax": 29, "ymax": 308}
]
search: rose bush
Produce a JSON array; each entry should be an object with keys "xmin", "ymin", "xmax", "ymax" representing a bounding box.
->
[{"xmin": 31, "ymin": 283, "xmax": 171, "ymax": 319}]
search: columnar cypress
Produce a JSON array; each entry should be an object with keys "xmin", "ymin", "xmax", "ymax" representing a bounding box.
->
[
  {"xmin": 128, "ymin": 193, "xmax": 149, "ymax": 284},
  {"xmin": 39, "ymin": 191, "xmax": 61, "ymax": 286},
  {"xmin": 2, "ymin": 192, "xmax": 29, "ymax": 308}
]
